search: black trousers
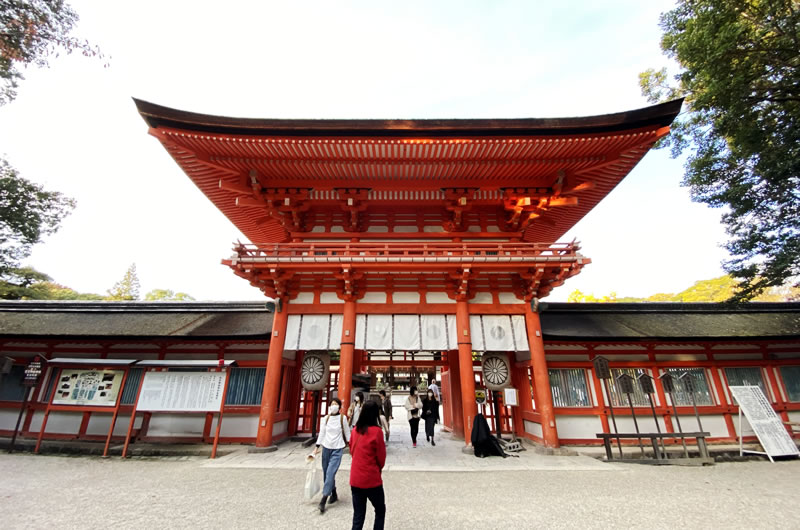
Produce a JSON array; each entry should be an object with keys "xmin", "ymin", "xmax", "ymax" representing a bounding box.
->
[
  {"xmin": 351, "ymin": 485, "xmax": 385, "ymax": 530},
  {"xmin": 408, "ymin": 417, "xmax": 420, "ymax": 443},
  {"xmin": 425, "ymin": 416, "xmax": 436, "ymax": 439}
]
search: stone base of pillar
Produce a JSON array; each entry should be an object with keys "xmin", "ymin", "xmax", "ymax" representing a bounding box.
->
[{"xmin": 248, "ymin": 445, "xmax": 278, "ymax": 453}]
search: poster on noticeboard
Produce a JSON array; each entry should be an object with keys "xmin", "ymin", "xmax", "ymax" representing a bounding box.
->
[{"xmin": 52, "ymin": 369, "xmax": 125, "ymax": 406}]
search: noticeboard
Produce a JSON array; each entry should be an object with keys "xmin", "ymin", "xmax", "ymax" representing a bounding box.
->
[
  {"xmin": 136, "ymin": 371, "xmax": 226, "ymax": 412},
  {"xmin": 503, "ymin": 387, "xmax": 519, "ymax": 407},
  {"xmin": 52, "ymin": 369, "xmax": 124, "ymax": 406},
  {"xmin": 728, "ymin": 386, "xmax": 799, "ymax": 458}
]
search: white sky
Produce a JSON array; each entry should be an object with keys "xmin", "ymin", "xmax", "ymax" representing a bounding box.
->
[{"xmin": 0, "ymin": 0, "xmax": 729, "ymax": 302}]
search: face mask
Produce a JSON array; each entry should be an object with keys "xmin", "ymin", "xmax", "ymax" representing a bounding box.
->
[
  {"xmin": 355, "ymin": 396, "xmax": 360, "ymax": 402},
  {"xmin": 330, "ymin": 404, "xmax": 339, "ymax": 414},
  {"xmin": 428, "ymin": 393, "xmax": 434, "ymax": 399}
]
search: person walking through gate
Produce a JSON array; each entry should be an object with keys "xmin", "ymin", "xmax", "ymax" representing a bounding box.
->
[
  {"xmin": 422, "ymin": 388, "xmax": 440, "ymax": 446},
  {"xmin": 312, "ymin": 397, "xmax": 349, "ymax": 514},
  {"xmin": 427, "ymin": 378, "xmax": 440, "ymax": 402},
  {"xmin": 378, "ymin": 390, "xmax": 392, "ymax": 442},
  {"xmin": 350, "ymin": 401, "xmax": 386, "ymax": 530},
  {"xmin": 404, "ymin": 386, "xmax": 423, "ymax": 447},
  {"xmin": 348, "ymin": 391, "xmax": 365, "ymax": 427}
]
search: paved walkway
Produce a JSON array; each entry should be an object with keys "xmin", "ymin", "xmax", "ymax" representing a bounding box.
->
[{"xmin": 204, "ymin": 395, "xmax": 617, "ymax": 472}]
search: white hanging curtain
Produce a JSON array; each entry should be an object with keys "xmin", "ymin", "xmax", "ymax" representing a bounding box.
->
[
  {"xmin": 420, "ymin": 314, "xmax": 449, "ymax": 350},
  {"xmin": 394, "ymin": 315, "xmax": 420, "ymax": 350},
  {"xmin": 469, "ymin": 315, "xmax": 530, "ymax": 352},
  {"xmin": 285, "ymin": 314, "xmax": 343, "ymax": 351}
]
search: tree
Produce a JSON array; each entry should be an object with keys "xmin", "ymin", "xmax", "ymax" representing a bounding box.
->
[
  {"xmin": 0, "ymin": 159, "xmax": 76, "ymax": 272},
  {"xmin": 0, "ymin": 266, "xmax": 103, "ymax": 299},
  {"xmin": 640, "ymin": 0, "xmax": 800, "ymax": 301},
  {"xmin": 144, "ymin": 289, "xmax": 195, "ymax": 301},
  {"xmin": 1, "ymin": 0, "xmax": 103, "ymax": 104},
  {"xmin": 106, "ymin": 264, "xmax": 140, "ymax": 301}
]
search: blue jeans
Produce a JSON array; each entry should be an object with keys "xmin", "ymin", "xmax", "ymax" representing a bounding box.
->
[{"xmin": 321, "ymin": 447, "xmax": 343, "ymax": 497}]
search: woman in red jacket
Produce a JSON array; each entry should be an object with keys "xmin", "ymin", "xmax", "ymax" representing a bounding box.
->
[{"xmin": 349, "ymin": 400, "xmax": 386, "ymax": 530}]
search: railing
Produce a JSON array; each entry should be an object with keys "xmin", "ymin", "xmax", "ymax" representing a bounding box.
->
[{"xmin": 230, "ymin": 241, "xmax": 584, "ymax": 264}]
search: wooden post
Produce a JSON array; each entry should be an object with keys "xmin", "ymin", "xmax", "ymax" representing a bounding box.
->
[
  {"xmin": 455, "ymin": 300, "xmax": 478, "ymax": 445},
  {"xmin": 256, "ymin": 300, "xmax": 289, "ymax": 448},
  {"xmin": 338, "ymin": 299, "xmax": 356, "ymax": 413},
  {"xmin": 211, "ymin": 367, "xmax": 232, "ymax": 459},
  {"xmin": 102, "ymin": 368, "xmax": 130, "ymax": 458},
  {"xmin": 34, "ymin": 366, "xmax": 61, "ymax": 454},
  {"xmin": 525, "ymin": 304, "xmax": 559, "ymax": 447},
  {"xmin": 448, "ymin": 348, "xmax": 464, "ymax": 438},
  {"xmin": 122, "ymin": 368, "xmax": 147, "ymax": 458}
]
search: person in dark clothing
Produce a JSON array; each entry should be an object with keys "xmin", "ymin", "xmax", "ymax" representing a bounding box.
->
[
  {"xmin": 403, "ymin": 386, "xmax": 422, "ymax": 447},
  {"xmin": 422, "ymin": 388, "xmax": 440, "ymax": 446},
  {"xmin": 378, "ymin": 389, "xmax": 392, "ymax": 442},
  {"xmin": 470, "ymin": 412, "xmax": 508, "ymax": 458}
]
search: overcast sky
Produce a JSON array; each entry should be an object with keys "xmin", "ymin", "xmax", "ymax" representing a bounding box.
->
[{"xmin": 0, "ymin": 0, "xmax": 729, "ymax": 302}]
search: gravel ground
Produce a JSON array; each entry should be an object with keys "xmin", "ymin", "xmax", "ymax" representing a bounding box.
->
[{"xmin": 1, "ymin": 453, "xmax": 798, "ymax": 529}]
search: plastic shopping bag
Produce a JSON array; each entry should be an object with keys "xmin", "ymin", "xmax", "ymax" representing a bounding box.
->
[{"xmin": 303, "ymin": 457, "xmax": 322, "ymax": 501}]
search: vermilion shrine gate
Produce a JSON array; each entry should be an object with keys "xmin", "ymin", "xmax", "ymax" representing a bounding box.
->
[{"xmin": 134, "ymin": 98, "xmax": 683, "ymax": 448}]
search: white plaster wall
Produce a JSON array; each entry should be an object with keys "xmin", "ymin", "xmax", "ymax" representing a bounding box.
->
[
  {"xmin": 209, "ymin": 414, "xmax": 259, "ymax": 438},
  {"xmin": 361, "ymin": 292, "xmax": 387, "ymax": 303},
  {"xmin": 34, "ymin": 411, "xmax": 82, "ymax": 434},
  {"xmin": 469, "ymin": 292, "xmax": 493, "ymax": 304},
  {"xmin": 147, "ymin": 414, "xmax": 205, "ymax": 437},
  {"xmin": 293, "ymin": 292, "xmax": 314, "ymax": 303},
  {"xmin": 524, "ymin": 420, "xmax": 542, "ymax": 437},
  {"xmin": 554, "ymin": 415, "xmax": 604, "ymax": 439},
  {"xmin": 0, "ymin": 409, "xmax": 20, "ymax": 431},
  {"xmin": 677, "ymin": 414, "xmax": 729, "ymax": 437},
  {"xmin": 393, "ymin": 292, "xmax": 420, "ymax": 303},
  {"xmin": 320, "ymin": 293, "xmax": 344, "ymax": 304},
  {"xmin": 85, "ymin": 414, "xmax": 143, "ymax": 436},
  {"xmin": 425, "ymin": 292, "xmax": 455, "ymax": 303},
  {"xmin": 273, "ymin": 419, "xmax": 288, "ymax": 436},
  {"xmin": 788, "ymin": 411, "xmax": 800, "ymax": 423},
  {"xmin": 498, "ymin": 292, "xmax": 524, "ymax": 304}
]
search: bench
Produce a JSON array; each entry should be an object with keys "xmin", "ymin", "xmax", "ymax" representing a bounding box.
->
[{"xmin": 596, "ymin": 432, "xmax": 711, "ymax": 461}]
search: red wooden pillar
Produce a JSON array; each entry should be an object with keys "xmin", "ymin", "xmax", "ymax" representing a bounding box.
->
[
  {"xmin": 338, "ymin": 299, "xmax": 356, "ymax": 414},
  {"xmin": 448, "ymin": 348, "xmax": 464, "ymax": 438},
  {"xmin": 455, "ymin": 300, "xmax": 478, "ymax": 445},
  {"xmin": 511, "ymin": 364, "xmax": 532, "ymax": 437},
  {"xmin": 525, "ymin": 303, "xmax": 559, "ymax": 448},
  {"xmin": 255, "ymin": 300, "xmax": 289, "ymax": 448}
]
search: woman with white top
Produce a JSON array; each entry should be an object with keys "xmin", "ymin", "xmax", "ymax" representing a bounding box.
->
[
  {"xmin": 348, "ymin": 391, "xmax": 365, "ymax": 428},
  {"xmin": 312, "ymin": 397, "xmax": 349, "ymax": 514},
  {"xmin": 404, "ymin": 386, "xmax": 423, "ymax": 448}
]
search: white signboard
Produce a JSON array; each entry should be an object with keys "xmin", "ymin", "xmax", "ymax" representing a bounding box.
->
[
  {"xmin": 729, "ymin": 386, "xmax": 799, "ymax": 458},
  {"xmin": 136, "ymin": 371, "xmax": 226, "ymax": 412},
  {"xmin": 53, "ymin": 369, "xmax": 124, "ymax": 406},
  {"xmin": 503, "ymin": 387, "xmax": 519, "ymax": 407}
]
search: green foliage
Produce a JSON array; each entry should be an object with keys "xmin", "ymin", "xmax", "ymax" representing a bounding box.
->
[
  {"xmin": 144, "ymin": 289, "xmax": 195, "ymax": 301},
  {"xmin": 640, "ymin": 0, "xmax": 800, "ymax": 300},
  {"xmin": 106, "ymin": 263, "xmax": 140, "ymax": 301},
  {"xmin": 0, "ymin": 159, "xmax": 76, "ymax": 272},
  {"xmin": 0, "ymin": 266, "xmax": 102, "ymax": 299},
  {"xmin": 0, "ymin": 0, "xmax": 103, "ymax": 105},
  {"xmin": 567, "ymin": 275, "xmax": 800, "ymax": 303}
]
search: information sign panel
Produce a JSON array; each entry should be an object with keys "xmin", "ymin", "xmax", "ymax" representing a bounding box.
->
[
  {"xmin": 503, "ymin": 387, "xmax": 519, "ymax": 407},
  {"xmin": 729, "ymin": 386, "xmax": 799, "ymax": 458},
  {"xmin": 52, "ymin": 369, "xmax": 124, "ymax": 406},
  {"xmin": 136, "ymin": 371, "xmax": 226, "ymax": 412}
]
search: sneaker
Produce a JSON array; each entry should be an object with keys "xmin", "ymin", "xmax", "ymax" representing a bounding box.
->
[{"xmin": 413, "ymin": 442, "xmax": 417, "ymax": 448}]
